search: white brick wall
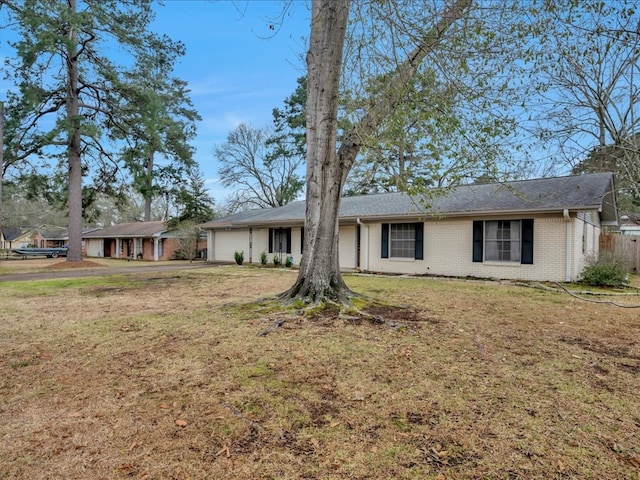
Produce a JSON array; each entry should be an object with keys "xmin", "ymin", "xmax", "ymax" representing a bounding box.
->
[
  {"xmin": 362, "ymin": 213, "xmax": 595, "ymax": 282},
  {"xmin": 207, "ymin": 211, "xmax": 602, "ymax": 281}
]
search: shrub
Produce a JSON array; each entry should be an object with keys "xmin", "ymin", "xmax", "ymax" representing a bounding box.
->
[
  {"xmin": 285, "ymin": 256, "xmax": 294, "ymax": 268},
  {"xmin": 234, "ymin": 250, "xmax": 244, "ymax": 265},
  {"xmin": 580, "ymin": 253, "xmax": 628, "ymax": 287},
  {"xmin": 273, "ymin": 254, "xmax": 281, "ymax": 266},
  {"xmin": 259, "ymin": 251, "xmax": 268, "ymax": 265}
]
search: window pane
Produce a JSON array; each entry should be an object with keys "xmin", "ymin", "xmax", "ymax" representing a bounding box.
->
[
  {"xmin": 484, "ymin": 220, "xmax": 520, "ymax": 262},
  {"xmin": 390, "ymin": 223, "xmax": 415, "ymax": 258}
]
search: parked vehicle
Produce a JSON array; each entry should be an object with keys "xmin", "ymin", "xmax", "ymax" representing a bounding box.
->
[{"xmin": 11, "ymin": 247, "xmax": 68, "ymax": 258}]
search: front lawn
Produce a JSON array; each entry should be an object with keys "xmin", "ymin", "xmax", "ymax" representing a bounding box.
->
[{"xmin": 0, "ymin": 268, "xmax": 638, "ymax": 479}]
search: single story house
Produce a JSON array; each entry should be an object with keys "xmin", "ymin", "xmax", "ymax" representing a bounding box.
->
[
  {"xmin": 31, "ymin": 226, "xmax": 69, "ymax": 248},
  {"xmin": 83, "ymin": 221, "xmax": 206, "ymax": 261},
  {"xmin": 1, "ymin": 227, "xmax": 34, "ymax": 250},
  {"xmin": 30, "ymin": 226, "xmax": 99, "ymax": 255},
  {"xmin": 200, "ymin": 173, "xmax": 618, "ymax": 282}
]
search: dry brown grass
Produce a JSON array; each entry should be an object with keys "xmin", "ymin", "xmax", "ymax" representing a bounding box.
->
[{"xmin": 0, "ymin": 265, "xmax": 639, "ymax": 479}]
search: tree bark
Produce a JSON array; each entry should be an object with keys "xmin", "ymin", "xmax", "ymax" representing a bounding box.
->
[
  {"xmin": 66, "ymin": 0, "xmax": 83, "ymax": 262},
  {"xmin": 283, "ymin": 0, "xmax": 351, "ymax": 303},
  {"xmin": 0, "ymin": 101, "xmax": 4, "ymax": 254},
  {"xmin": 144, "ymin": 150, "xmax": 153, "ymax": 222},
  {"xmin": 283, "ymin": 0, "xmax": 473, "ymax": 304}
]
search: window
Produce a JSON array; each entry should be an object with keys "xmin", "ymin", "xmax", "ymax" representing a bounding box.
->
[
  {"xmin": 473, "ymin": 219, "xmax": 533, "ymax": 264},
  {"xmin": 269, "ymin": 228, "xmax": 291, "ymax": 254},
  {"xmin": 390, "ymin": 224, "xmax": 416, "ymax": 258},
  {"xmin": 485, "ymin": 220, "xmax": 521, "ymax": 262},
  {"xmin": 381, "ymin": 223, "xmax": 424, "ymax": 260}
]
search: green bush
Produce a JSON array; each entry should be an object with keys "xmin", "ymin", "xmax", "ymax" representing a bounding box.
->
[
  {"xmin": 234, "ymin": 250, "xmax": 244, "ymax": 265},
  {"xmin": 580, "ymin": 253, "xmax": 628, "ymax": 287},
  {"xmin": 273, "ymin": 254, "xmax": 281, "ymax": 266},
  {"xmin": 285, "ymin": 256, "xmax": 294, "ymax": 268},
  {"xmin": 259, "ymin": 251, "xmax": 268, "ymax": 265}
]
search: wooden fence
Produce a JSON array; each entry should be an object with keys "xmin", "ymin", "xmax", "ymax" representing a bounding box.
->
[{"xmin": 599, "ymin": 234, "xmax": 640, "ymax": 273}]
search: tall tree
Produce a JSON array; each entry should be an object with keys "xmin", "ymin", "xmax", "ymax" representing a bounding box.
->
[
  {"xmin": 282, "ymin": 0, "xmax": 473, "ymax": 304},
  {"xmin": 528, "ymin": 1, "xmax": 640, "ymax": 202},
  {"xmin": 215, "ymin": 122, "xmax": 304, "ymax": 211},
  {"xmin": 171, "ymin": 167, "xmax": 215, "ymax": 225},
  {"xmin": 110, "ymin": 48, "xmax": 201, "ymax": 222},
  {"xmin": 0, "ymin": 101, "xmax": 4, "ymax": 250},
  {"xmin": 344, "ymin": 67, "xmax": 517, "ymax": 195},
  {"xmin": 269, "ymin": 76, "xmax": 308, "ymax": 162},
  {"xmin": 0, "ymin": 0, "xmax": 188, "ymax": 261}
]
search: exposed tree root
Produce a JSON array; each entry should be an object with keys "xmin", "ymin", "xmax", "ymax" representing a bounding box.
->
[
  {"xmin": 552, "ymin": 282, "xmax": 640, "ymax": 308},
  {"xmin": 526, "ymin": 282, "xmax": 640, "ymax": 308},
  {"xmin": 256, "ymin": 318, "xmax": 287, "ymax": 337},
  {"xmin": 338, "ymin": 310, "xmax": 413, "ymax": 331},
  {"xmin": 222, "ymin": 286, "xmax": 420, "ymax": 336}
]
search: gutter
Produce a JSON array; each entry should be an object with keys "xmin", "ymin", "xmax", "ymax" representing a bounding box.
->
[{"xmin": 563, "ymin": 209, "xmax": 572, "ymax": 282}]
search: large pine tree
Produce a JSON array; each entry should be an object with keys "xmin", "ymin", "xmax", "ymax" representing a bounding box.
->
[{"xmin": 0, "ymin": 0, "xmax": 192, "ymax": 261}]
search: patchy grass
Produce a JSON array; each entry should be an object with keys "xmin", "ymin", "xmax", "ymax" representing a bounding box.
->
[
  {"xmin": 0, "ymin": 267, "xmax": 639, "ymax": 479},
  {"xmin": 0, "ymin": 257, "xmax": 203, "ymax": 275}
]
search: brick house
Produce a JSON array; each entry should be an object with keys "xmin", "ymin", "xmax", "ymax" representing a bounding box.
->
[
  {"xmin": 83, "ymin": 221, "xmax": 206, "ymax": 261},
  {"xmin": 200, "ymin": 173, "xmax": 618, "ymax": 282}
]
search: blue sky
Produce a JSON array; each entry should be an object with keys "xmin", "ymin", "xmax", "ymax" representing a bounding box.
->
[{"xmin": 151, "ymin": 0, "xmax": 310, "ymax": 203}]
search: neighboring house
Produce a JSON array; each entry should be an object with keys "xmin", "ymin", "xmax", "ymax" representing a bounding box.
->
[
  {"xmin": 31, "ymin": 226, "xmax": 69, "ymax": 248},
  {"xmin": 200, "ymin": 173, "xmax": 618, "ymax": 282},
  {"xmin": 619, "ymin": 215, "xmax": 640, "ymax": 236},
  {"xmin": 1, "ymin": 227, "xmax": 34, "ymax": 250},
  {"xmin": 83, "ymin": 221, "xmax": 206, "ymax": 261},
  {"xmin": 30, "ymin": 225, "xmax": 98, "ymax": 255}
]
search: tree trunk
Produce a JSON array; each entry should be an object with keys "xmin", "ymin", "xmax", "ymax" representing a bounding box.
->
[
  {"xmin": 0, "ymin": 101, "xmax": 4, "ymax": 255},
  {"xmin": 283, "ymin": 0, "xmax": 351, "ymax": 303},
  {"xmin": 283, "ymin": 0, "xmax": 472, "ymax": 304},
  {"xmin": 144, "ymin": 150, "xmax": 154, "ymax": 222},
  {"xmin": 66, "ymin": 0, "xmax": 83, "ymax": 262}
]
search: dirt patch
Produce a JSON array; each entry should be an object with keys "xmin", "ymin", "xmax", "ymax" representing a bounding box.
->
[{"xmin": 46, "ymin": 260, "xmax": 106, "ymax": 269}]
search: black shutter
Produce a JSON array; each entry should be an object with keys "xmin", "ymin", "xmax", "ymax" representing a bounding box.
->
[
  {"xmin": 414, "ymin": 222, "xmax": 424, "ymax": 260},
  {"xmin": 521, "ymin": 219, "xmax": 534, "ymax": 264},
  {"xmin": 472, "ymin": 221, "xmax": 483, "ymax": 262},
  {"xmin": 300, "ymin": 227, "xmax": 304, "ymax": 254},
  {"xmin": 286, "ymin": 228, "xmax": 292, "ymax": 254},
  {"xmin": 268, "ymin": 228, "xmax": 273, "ymax": 253},
  {"xmin": 381, "ymin": 223, "xmax": 389, "ymax": 258}
]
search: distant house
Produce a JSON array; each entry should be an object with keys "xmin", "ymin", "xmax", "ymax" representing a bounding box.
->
[
  {"xmin": 619, "ymin": 215, "xmax": 640, "ymax": 236},
  {"xmin": 1, "ymin": 227, "xmax": 34, "ymax": 250},
  {"xmin": 83, "ymin": 221, "xmax": 206, "ymax": 261},
  {"xmin": 200, "ymin": 173, "xmax": 618, "ymax": 282},
  {"xmin": 31, "ymin": 226, "xmax": 69, "ymax": 248},
  {"xmin": 29, "ymin": 225, "xmax": 98, "ymax": 255}
]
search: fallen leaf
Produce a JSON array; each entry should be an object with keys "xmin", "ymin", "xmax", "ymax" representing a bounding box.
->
[{"xmin": 175, "ymin": 419, "xmax": 187, "ymax": 427}]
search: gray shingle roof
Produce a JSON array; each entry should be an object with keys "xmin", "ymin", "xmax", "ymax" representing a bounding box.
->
[
  {"xmin": 83, "ymin": 221, "xmax": 168, "ymax": 238},
  {"xmin": 36, "ymin": 226, "xmax": 69, "ymax": 240},
  {"xmin": 200, "ymin": 173, "xmax": 617, "ymax": 229},
  {"xmin": 1, "ymin": 227, "xmax": 25, "ymax": 241}
]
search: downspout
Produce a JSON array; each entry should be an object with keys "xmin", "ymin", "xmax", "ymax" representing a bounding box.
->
[{"xmin": 563, "ymin": 209, "xmax": 571, "ymax": 282}]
